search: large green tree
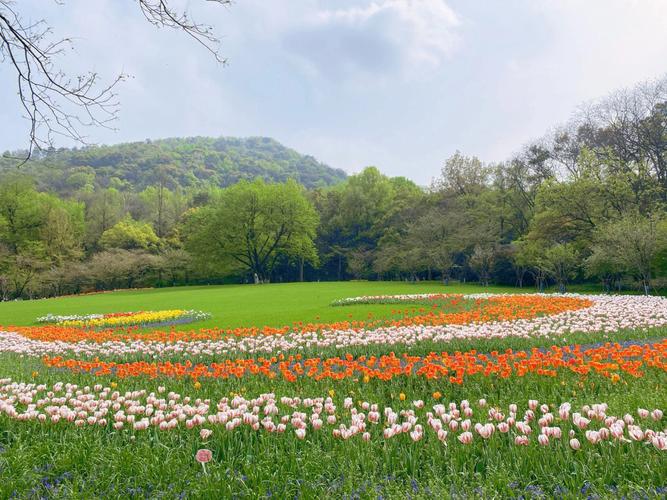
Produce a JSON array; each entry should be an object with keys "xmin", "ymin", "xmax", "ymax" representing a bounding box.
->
[
  {"xmin": 0, "ymin": 174, "xmax": 84, "ymax": 297},
  {"xmin": 185, "ymin": 179, "xmax": 319, "ymax": 281}
]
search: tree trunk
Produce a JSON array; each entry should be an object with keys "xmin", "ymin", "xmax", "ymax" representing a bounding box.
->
[{"xmin": 337, "ymin": 254, "xmax": 342, "ymax": 281}]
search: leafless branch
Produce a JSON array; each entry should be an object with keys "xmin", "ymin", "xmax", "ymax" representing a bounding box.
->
[
  {"xmin": 0, "ymin": 0, "xmax": 229, "ymax": 164},
  {"xmin": 138, "ymin": 0, "xmax": 231, "ymax": 64}
]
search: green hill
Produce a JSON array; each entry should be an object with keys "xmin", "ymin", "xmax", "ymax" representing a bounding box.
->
[{"xmin": 0, "ymin": 136, "xmax": 347, "ymax": 193}]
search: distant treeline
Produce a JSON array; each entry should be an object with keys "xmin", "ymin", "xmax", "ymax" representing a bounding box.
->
[{"xmin": 1, "ymin": 77, "xmax": 666, "ymax": 299}]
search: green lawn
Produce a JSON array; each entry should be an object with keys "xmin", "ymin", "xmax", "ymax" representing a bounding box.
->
[{"xmin": 0, "ymin": 281, "xmax": 521, "ymax": 329}]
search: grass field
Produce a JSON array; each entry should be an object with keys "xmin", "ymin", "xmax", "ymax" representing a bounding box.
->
[
  {"xmin": 0, "ymin": 282, "xmax": 666, "ymax": 498},
  {"xmin": 0, "ymin": 281, "xmax": 519, "ymax": 329}
]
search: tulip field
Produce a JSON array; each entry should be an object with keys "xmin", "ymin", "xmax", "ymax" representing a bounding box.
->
[{"xmin": 0, "ymin": 282, "xmax": 666, "ymax": 498}]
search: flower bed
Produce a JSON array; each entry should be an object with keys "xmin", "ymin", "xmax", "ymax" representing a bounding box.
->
[
  {"xmin": 41, "ymin": 339, "xmax": 667, "ymax": 383},
  {"xmin": 0, "ymin": 378, "xmax": 664, "ymax": 451},
  {"xmin": 35, "ymin": 310, "xmax": 211, "ymax": 329},
  {"xmin": 331, "ymin": 293, "xmax": 457, "ymax": 306}
]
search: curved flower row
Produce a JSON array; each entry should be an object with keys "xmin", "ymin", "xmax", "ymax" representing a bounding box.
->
[
  {"xmin": 37, "ymin": 313, "xmax": 105, "ymax": 323},
  {"xmin": 40, "ymin": 339, "xmax": 667, "ymax": 383},
  {"xmin": 35, "ymin": 310, "xmax": 211, "ymax": 329},
  {"xmin": 0, "ymin": 379, "xmax": 664, "ymax": 450},
  {"xmin": 331, "ymin": 293, "xmax": 457, "ymax": 306},
  {"xmin": 16, "ymin": 295, "xmax": 590, "ymax": 343},
  {"xmin": 1, "ymin": 295, "xmax": 665, "ymax": 359}
]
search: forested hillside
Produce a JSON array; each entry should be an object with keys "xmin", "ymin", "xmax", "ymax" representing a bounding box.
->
[{"xmin": 0, "ymin": 136, "xmax": 347, "ymax": 193}]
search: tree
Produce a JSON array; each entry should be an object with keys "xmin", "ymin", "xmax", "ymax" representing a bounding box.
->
[
  {"xmin": 541, "ymin": 243, "xmax": 579, "ymax": 293},
  {"xmin": 100, "ymin": 218, "xmax": 159, "ymax": 251},
  {"xmin": 139, "ymin": 183, "xmax": 186, "ymax": 239},
  {"xmin": 469, "ymin": 245, "xmax": 495, "ymax": 286},
  {"xmin": 156, "ymin": 249, "xmax": 193, "ymax": 286},
  {"xmin": 89, "ymin": 249, "xmax": 159, "ymax": 290},
  {"xmin": 435, "ymin": 152, "xmax": 490, "ymax": 196},
  {"xmin": 83, "ymin": 188, "xmax": 126, "ymax": 248},
  {"xmin": 408, "ymin": 208, "xmax": 457, "ymax": 283},
  {"xmin": 515, "ymin": 240, "xmax": 549, "ymax": 292},
  {"xmin": 585, "ymin": 245, "xmax": 623, "ymax": 293},
  {"xmin": 313, "ymin": 167, "xmax": 421, "ymax": 279},
  {"xmin": 0, "ymin": 175, "xmax": 44, "ymax": 255},
  {"xmin": 590, "ymin": 214, "xmax": 667, "ymax": 295},
  {"xmin": 185, "ymin": 179, "xmax": 319, "ymax": 282},
  {"xmin": 0, "ymin": 0, "xmax": 230, "ymax": 160},
  {"xmin": 0, "ymin": 174, "xmax": 84, "ymax": 297}
]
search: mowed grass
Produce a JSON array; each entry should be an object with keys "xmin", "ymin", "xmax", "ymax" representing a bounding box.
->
[{"xmin": 0, "ymin": 281, "xmax": 520, "ymax": 329}]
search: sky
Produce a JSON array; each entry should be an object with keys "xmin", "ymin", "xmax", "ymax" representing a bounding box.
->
[{"xmin": 1, "ymin": 0, "xmax": 667, "ymax": 185}]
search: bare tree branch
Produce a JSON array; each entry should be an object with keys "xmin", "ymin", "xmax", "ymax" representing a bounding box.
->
[
  {"xmin": 138, "ymin": 0, "xmax": 231, "ymax": 63},
  {"xmin": 0, "ymin": 0, "xmax": 229, "ymax": 164}
]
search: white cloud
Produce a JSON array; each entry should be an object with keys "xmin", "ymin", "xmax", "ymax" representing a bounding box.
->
[{"xmin": 283, "ymin": 0, "xmax": 461, "ymax": 79}]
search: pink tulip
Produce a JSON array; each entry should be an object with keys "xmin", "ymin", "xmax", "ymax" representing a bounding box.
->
[
  {"xmin": 410, "ymin": 430, "xmax": 422, "ymax": 442},
  {"xmin": 628, "ymin": 427, "xmax": 644, "ymax": 441},
  {"xmin": 538, "ymin": 434, "xmax": 549, "ymax": 446},
  {"xmin": 195, "ymin": 449, "xmax": 213, "ymax": 464},
  {"xmin": 651, "ymin": 436, "xmax": 667, "ymax": 450},
  {"xmin": 652, "ymin": 409, "xmax": 663, "ymax": 421},
  {"xmin": 200, "ymin": 428, "xmax": 213, "ymax": 440},
  {"xmin": 458, "ymin": 432, "xmax": 473, "ymax": 444},
  {"xmin": 585, "ymin": 430, "xmax": 600, "ymax": 444},
  {"xmin": 477, "ymin": 423, "xmax": 494, "ymax": 439},
  {"xmin": 569, "ymin": 438, "xmax": 581, "ymax": 450},
  {"xmin": 610, "ymin": 425, "xmax": 624, "ymax": 440},
  {"xmin": 516, "ymin": 421, "xmax": 532, "ymax": 435},
  {"xmin": 638, "ymin": 408, "xmax": 649, "ymax": 419},
  {"xmin": 514, "ymin": 435, "xmax": 529, "ymax": 446}
]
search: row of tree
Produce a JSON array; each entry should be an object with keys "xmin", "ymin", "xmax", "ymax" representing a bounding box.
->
[{"xmin": 1, "ymin": 76, "xmax": 666, "ymax": 299}]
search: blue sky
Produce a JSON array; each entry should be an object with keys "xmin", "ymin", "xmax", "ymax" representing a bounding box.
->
[{"xmin": 1, "ymin": 0, "xmax": 667, "ymax": 185}]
